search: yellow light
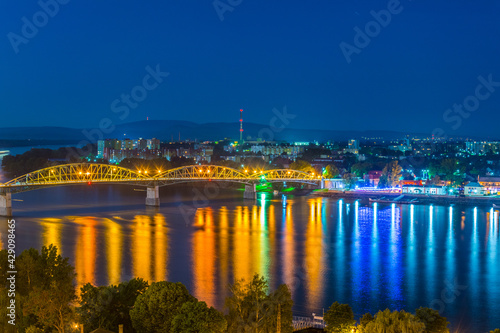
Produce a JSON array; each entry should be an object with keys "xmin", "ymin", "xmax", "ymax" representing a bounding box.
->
[
  {"xmin": 260, "ymin": 170, "xmax": 263, "ymax": 173},
  {"xmin": 158, "ymin": 170, "xmax": 161, "ymax": 173},
  {"xmin": 245, "ymin": 170, "xmax": 248, "ymax": 173},
  {"xmin": 139, "ymin": 171, "xmax": 142, "ymax": 173},
  {"xmin": 145, "ymin": 170, "xmax": 148, "ymax": 174},
  {"xmin": 198, "ymin": 169, "xmax": 202, "ymax": 173},
  {"xmin": 113, "ymin": 168, "xmax": 116, "ymax": 171},
  {"xmin": 312, "ymin": 172, "xmax": 315, "ymax": 176},
  {"xmin": 86, "ymin": 172, "xmax": 90, "ymax": 176},
  {"xmin": 79, "ymin": 172, "xmax": 82, "ymax": 175}
]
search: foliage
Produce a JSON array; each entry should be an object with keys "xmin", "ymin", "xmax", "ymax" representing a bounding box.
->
[
  {"xmin": 130, "ymin": 281, "xmax": 196, "ymax": 333},
  {"xmin": 242, "ymin": 157, "xmax": 270, "ymax": 171},
  {"xmin": 323, "ymin": 302, "xmax": 355, "ymax": 333},
  {"xmin": 289, "ymin": 160, "xmax": 315, "ymax": 173},
  {"xmin": 415, "ymin": 307, "xmax": 450, "ymax": 333},
  {"xmin": 380, "ymin": 161, "xmax": 402, "ymax": 188},
  {"xmin": 119, "ymin": 157, "xmax": 172, "ymax": 172},
  {"xmin": 362, "ymin": 309, "xmax": 426, "ymax": 333},
  {"xmin": 225, "ymin": 274, "xmax": 293, "ymax": 333},
  {"xmin": 15, "ymin": 245, "xmax": 77, "ymax": 333},
  {"xmin": 359, "ymin": 312, "xmax": 374, "ymax": 327},
  {"xmin": 78, "ymin": 278, "xmax": 149, "ymax": 333},
  {"xmin": 490, "ymin": 329, "xmax": 500, "ymax": 333},
  {"xmin": 323, "ymin": 164, "xmax": 340, "ymax": 179},
  {"xmin": 170, "ymin": 301, "xmax": 227, "ymax": 333},
  {"xmin": 342, "ymin": 173, "xmax": 356, "ymax": 189},
  {"xmin": 351, "ymin": 162, "xmax": 372, "ymax": 177}
]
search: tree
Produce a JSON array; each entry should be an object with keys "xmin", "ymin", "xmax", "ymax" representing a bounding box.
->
[
  {"xmin": 323, "ymin": 165, "xmax": 340, "ymax": 179},
  {"xmin": 78, "ymin": 278, "xmax": 149, "ymax": 333},
  {"xmin": 225, "ymin": 274, "xmax": 293, "ymax": 332},
  {"xmin": 342, "ymin": 173, "xmax": 357, "ymax": 189},
  {"xmin": 359, "ymin": 312, "xmax": 374, "ymax": 327},
  {"xmin": 170, "ymin": 301, "xmax": 227, "ymax": 333},
  {"xmin": 362, "ymin": 309, "xmax": 425, "ymax": 333},
  {"xmin": 427, "ymin": 175, "xmax": 442, "ymax": 186},
  {"xmin": 351, "ymin": 162, "xmax": 372, "ymax": 178},
  {"xmin": 18, "ymin": 245, "xmax": 77, "ymax": 333},
  {"xmin": 381, "ymin": 161, "xmax": 403, "ymax": 187},
  {"xmin": 324, "ymin": 302, "xmax": 355, "ymax": 333},
  {"xmin": 415, "ymin": 307, "xmax": 450, "ymax": 333},
  {"xmin": 289, "ymin": 160, "xmax": 315, "ymax": 173},
  {"xmin": 130, "ymin": 281, "xmax": 196, "ymax": 333},
  {"xmin": 266, "ymin": 284, "xmax": 294, "ymax": 333},
  {"xmin": 490, "ymin": 329, "xmax": 500, "ymax": 333}
]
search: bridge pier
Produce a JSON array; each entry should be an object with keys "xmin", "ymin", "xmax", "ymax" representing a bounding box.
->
[
  {"xmin": 0, "ymin": 193, "xmax": 12, "ymax": 217},
  {"xmin": 244, "ymin": 184, "xmax": 257, "ymax": 199},
  {"xmin": 145, "ymin": 186, "xmax": 160, "ymax": 207}
]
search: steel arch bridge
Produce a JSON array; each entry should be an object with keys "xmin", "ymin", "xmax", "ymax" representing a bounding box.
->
[{"xmin": 0, "ymin": 163, "xmax": 322, "ymax": 194}]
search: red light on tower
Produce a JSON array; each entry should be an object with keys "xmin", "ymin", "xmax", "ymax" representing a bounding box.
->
[{"xmin": 239, "ymin": 109, "xmax": 243, "ymax": 143}]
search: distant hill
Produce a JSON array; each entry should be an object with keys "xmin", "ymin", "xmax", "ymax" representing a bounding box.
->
[{"xmin": 0, "ymin": 120, "xmax": 461, "ymax": 144}]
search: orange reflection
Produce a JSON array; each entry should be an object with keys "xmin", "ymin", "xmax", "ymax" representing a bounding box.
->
[
  {"xmin": 103, "ymin": 218, "xmax": 122, "ymax": 286},
  {"xmin": 305, "ymin": 197, "xmax": 324, "ymax": 309},
  {"xmin": 40, "ymin": 218, "xmax": 63, "ymax": 254},
  {"xmin": 282, "ymin": 202, "xmax": 295, "ymax": 296},
  {"xmin": 233, "ymin": 206, "xmax": 251, "ymax": 281},
  {"xmin": 74, "ymin": 217, "xmax": 97, "ymax": 288},
  {"xmin": 193, "ymin": 208, "xmax": 216, "ymax": 306},
  {"xmin": 154, "ymin": 214, "xmax": 168, "ymax": 282},
  {"xmin": 219, "ymin": 206, "xmax": 229, "ymax": 296},
  {"xmin": 132, "ymin": 215, "xmax": 152, "ymax": 282}
]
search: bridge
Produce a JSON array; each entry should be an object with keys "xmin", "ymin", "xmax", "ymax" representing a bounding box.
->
[{"xmin": 0, "ymin": 163, "xmax": 323, "ymax": 216}]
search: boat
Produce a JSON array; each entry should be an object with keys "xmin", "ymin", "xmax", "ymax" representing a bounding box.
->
[{"xmin": 369, "ymin": 195, "xmax": 419, "ymax": 204}]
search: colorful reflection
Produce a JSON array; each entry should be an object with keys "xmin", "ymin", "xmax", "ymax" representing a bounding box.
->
[
  {"xmin": 74, "ymin": 216, "xmax": 97, "ymax": 288},
  {"xmin": 12, "ymin": 195, "xmax": 500, "ymax": 332},
  {"xmin": 193, "ymin": 207, "xmax": 216, "ymax": 306},
  {"xmin": 130, "ymin": 214, "xmax": 169, "ymax": 284},
  {"xmin": 40, "ymin": 217, "xmax": 63, "ymax": 254},
  {"xmin": 305, "ymin": 197, "xmax": 325, "ymax": 310},
  {"xmin": 103, "ymin": 218, "xmax": 122, "ymax": 285}
]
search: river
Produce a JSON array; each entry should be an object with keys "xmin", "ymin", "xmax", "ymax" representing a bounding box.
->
[{"xmin": 1, "ymin": 177, "xmax": 499, "ymax": 332}]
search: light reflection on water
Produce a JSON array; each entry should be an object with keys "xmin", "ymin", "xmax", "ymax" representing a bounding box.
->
[{"xmin": 1, "ymin": 186, "xmax": 500, "ymax": 332}]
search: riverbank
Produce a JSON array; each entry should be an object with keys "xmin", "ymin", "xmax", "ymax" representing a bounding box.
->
[{"xmin": 312, "ymin": 190, "xmax": 500, "ymax": 207}]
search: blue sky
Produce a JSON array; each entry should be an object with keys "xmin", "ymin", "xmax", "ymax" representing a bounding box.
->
[{"xmin": 1, "ymin": 0, "xmax": 499, "ymax": 137}]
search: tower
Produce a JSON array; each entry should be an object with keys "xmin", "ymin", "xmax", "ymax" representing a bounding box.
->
[{"xmin": 239, "ymin": 109, "xmax": 243, "ymax": 143}]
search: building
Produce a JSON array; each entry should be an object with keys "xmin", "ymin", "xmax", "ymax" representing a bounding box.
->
[
  {"xmin": 478, "ymin": 176, "xmax": 500, "ymax": 194},
  {"xmin": 344, "ymin": 139, "xmax": 360, "ymax": 154},
  {"xmin": 365, "ymin": 170, "xmax": 383, "ymax": 187},
  {"xmin": 323, "ymin": 179, "xmax": 344, "ymax": 190},
  {"xmin": 464, "ymin": 182, "xmax": 486, "ymax": 196},
  {"xmin": 402, "ymin": 185, "xmax": 446, "ymax": 195}
]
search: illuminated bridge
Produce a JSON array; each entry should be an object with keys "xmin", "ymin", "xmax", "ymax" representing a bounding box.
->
[{"xmin": 0, "ymin": 163, "xmax": 322, "ymax": 215}]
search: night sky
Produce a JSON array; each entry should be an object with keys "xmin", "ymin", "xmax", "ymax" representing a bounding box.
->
[{"xmin": 1, "ymin": 0, "xmax": 499, "ymax": 137}]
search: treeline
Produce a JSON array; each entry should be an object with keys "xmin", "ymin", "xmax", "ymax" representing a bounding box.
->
[
  {"xmin": 1, "ymin": 147, "xmax": 89, "ymax": 178},
  {"xmin": 0, "ymin": 245, "xmax": 293, "ymax": 333},
  {"xmin": 324, "ymin": 301, "xmax": 449, "ymax": 333}
]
